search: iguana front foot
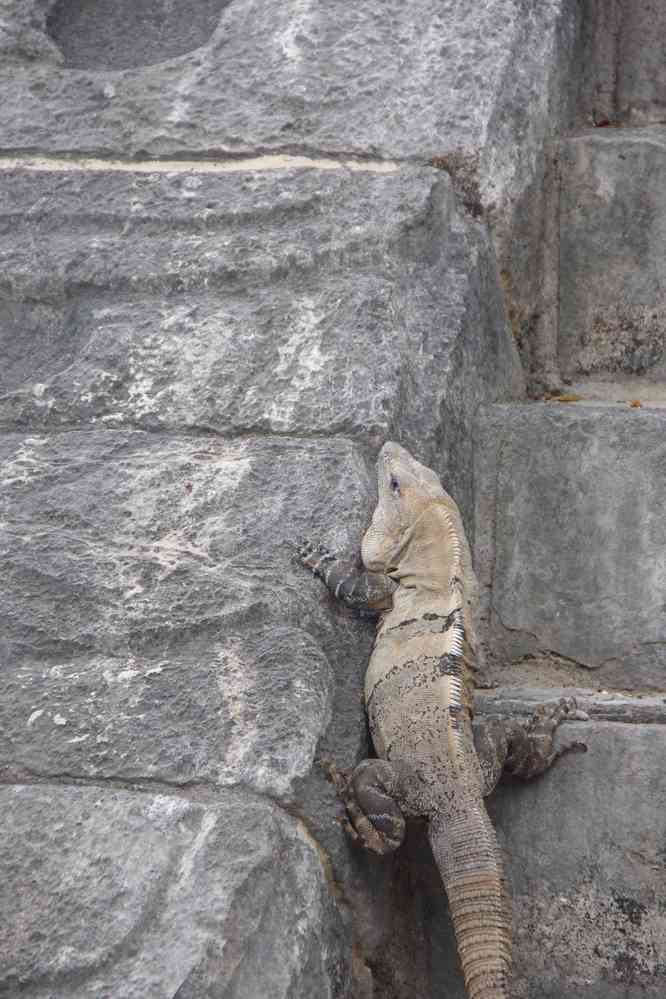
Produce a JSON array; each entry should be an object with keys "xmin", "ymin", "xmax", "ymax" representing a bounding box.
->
[
  {"xmin": 505, "ymin": 697, "xmax": 587, "ymax": 781},
  {"xmin": 325, "ymin": 758, "xmax": 406, "ymax": 855},
  {"xmin": 298, "ymin": 539, "xmax": 396, "ymax": 611},
  {"xmin": 298, "ymin": 539, "xmax": 337, "ymax": 578}
]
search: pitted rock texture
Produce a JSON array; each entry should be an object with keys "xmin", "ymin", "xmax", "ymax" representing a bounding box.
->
[
  {"xmin": 0, "ymin": 0, "xmax": 580, "ymax": 216},
  {"xmin": 474, "ymin": 404, "xmax": 666, "ymax": 688},
  {"xmin": 0, "ymin": 784, "xmax": 349, "ymax": 999},
  {"xmin": 478, "ymin": 686, "xmax": 666, "ymax": 726},
  {"xmin": 559, "ymin": 128, "xmax": 666, "ymax": 379},
  {"xmin": 0, "ymin": 432, "xmax": 378, "ymax": 798},
  {"xmin": 0, "ymin": 164, "xmax": 522, "ymax": 521}
]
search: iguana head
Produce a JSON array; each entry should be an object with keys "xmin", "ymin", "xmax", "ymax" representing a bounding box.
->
[{"xmin": 361, "ymin": 441, "xmax": 451, "ymax": 575}]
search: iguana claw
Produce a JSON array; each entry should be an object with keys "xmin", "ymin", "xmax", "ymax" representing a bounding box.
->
[
  {"xmin": 506, "ymin": 697, "xmax": 588, "ymax": 780},
  {"xmin": 297, "ymin": 540, "xmax": 337, "ymax": 576}
]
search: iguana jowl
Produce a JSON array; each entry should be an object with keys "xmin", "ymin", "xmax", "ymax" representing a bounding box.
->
[{"xmin": 300, "ymin": 442, "xmax": 583, "ymax": 999}]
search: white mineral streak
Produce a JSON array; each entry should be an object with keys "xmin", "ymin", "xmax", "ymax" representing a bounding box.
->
[
  {"xmin": 1, "ymin": 436, "xmax": 48, "ymax": 485},
  {"xmin": 0, "ymin": 154, "xmax": 400, "ymax": 175},
  {"xmin": 177, "ymin": 811, "xmax": 218, "ymax": 883},
  {"xmin": 268, "ymin": 297, "xmax": 328, "ymax": 429},
  {"xmin": 277, "ymin": 0, "xmax": 313, "ymax": 63}
]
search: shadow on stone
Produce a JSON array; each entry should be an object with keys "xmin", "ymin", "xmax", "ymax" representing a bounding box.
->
[{"xmin": 47, "ymin": 0, "xmax": 231, "ymax": 71}]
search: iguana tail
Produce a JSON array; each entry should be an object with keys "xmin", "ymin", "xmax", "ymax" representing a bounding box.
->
[{"xmin": 428, "ymin": 795, "xmax": 511, "ymax": 999}]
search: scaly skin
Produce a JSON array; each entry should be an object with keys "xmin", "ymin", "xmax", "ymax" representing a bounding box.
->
[{"xmin": 300, "ymin": 442, "xmax": 584, "ymax": 999}]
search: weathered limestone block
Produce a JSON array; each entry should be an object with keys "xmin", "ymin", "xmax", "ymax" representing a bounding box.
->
[
  {"xmin": 559, "ymin": 128, "xmax": 666, "ymax": 378},
  {"xmin": 0, "ymin": 163, "xmax": 522, "ymax": 517},
  {"xmin": 0, "ymin": 784, "xmax": 348, "ymax": 998},
  {"xmin": 492, "ymin": 715, "xmax": 666, "ymax": 999},
  {"xmin": 474, "ymin": 404, "xmax": 666, "ymax": 688},
  {"xmin": 0, "ymin": 0, "xmax": 580, "ymax": 215},
  {"xmin": 0, "ymin": 432, "xmax": 376, "ymax": 800}
]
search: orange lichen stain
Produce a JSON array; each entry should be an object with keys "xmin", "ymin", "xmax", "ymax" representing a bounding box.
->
[
  {"xmin": 544, "ymin": 393, "xmax": 583, "ymax": 403},
  {"xmin": 628, "ymin": 399, "xmax": 642, "ymax": 408}
]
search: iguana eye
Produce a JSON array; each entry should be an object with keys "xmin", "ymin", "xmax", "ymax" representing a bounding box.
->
[{"xmin": 390, "ymin": 475, "xmax": 400, "ymax": 494}]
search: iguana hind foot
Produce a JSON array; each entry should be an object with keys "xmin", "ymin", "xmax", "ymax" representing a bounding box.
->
[
  {"xmin": 325, "ymin": 757, "xmax": 406, "ymax": 855},
  {"xmin": 475, "ymin": 697, "xmax": 588, "ymax": 793},
  {"xmin": 506, "ymin": 696, "xmax": 587, "ymax": 780}
]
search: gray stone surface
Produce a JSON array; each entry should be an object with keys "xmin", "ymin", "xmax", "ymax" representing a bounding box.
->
[
  {"xmin": 578, "ymin": 0, "xmax": 666, "ymax": 125},
  {"xmin": 491, "ymin": 717, "xmax": 666, "ymax": 998},
  {"xmin": 474, "ymin": 404, "xmax": 666, "ymax": 688},
  {"xmin": 559, "ymin": 128, "xmax": 666, "ymax": 378},
  {"xmin": 47, "ymin": 0, "xmax": 232, "ymax": 71},
  {"xmin": 0, "ymin": 1, "xmax": 580, "ymax": 216},
  {"xmin": 0, "ymin": 0, "xmax": 62, "ymax": 63},
  {"xmin": 0, "ymin": 162, "xmax": 523, "ymax": 520},
  {"xmin": 0, "ymin": 784, "xmax": 349, "ymax": 998},
  {"xmin": 566, "ymin": 378, "xmax": 666, "ymax": 407},
  {"xmin": 0, "ymin": 431, "xmax": 373, "ymax": 799}
]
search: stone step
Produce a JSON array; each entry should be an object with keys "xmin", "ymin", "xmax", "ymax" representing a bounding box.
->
[
  {"xmin": 474, "ymin": 402, "xmax": 666, "ymax": 691},
  {"xmin": 558, "ymin": 126, "xmax": 666, "ymax": 382},
  {"xmin": 489, "ymin": 706, "xmax": 666, "ymax": 999},
  {"xmin": 0, "ymin": 160, "xmax": 521, "ymax": 519},
  {"xmin": 566, "ymin": 375, "xmax": 666, "ymax": 407},
  {"xmin": 0, "ymin": 0, "xmax": 581, "ymax": 221},
  {"xmin": 476, "ymin": 686, "xmax": 666, "ymax": 725}
]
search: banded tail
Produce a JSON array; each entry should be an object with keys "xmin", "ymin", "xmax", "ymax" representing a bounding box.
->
[{"xmin": 428, "ymin": 796, "xmax": 511, "ymax": 999}]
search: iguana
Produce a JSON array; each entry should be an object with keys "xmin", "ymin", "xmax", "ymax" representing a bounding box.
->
[{"xmin": 300, "ymin": 441, "xmax": 584, "ymax": 999}]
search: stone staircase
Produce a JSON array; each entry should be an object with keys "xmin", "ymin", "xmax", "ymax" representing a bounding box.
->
[
  {"xmin": 457, "ymin": 7, "xmax": 666, "ymax": 996},
  {"xmin": 466, "ymin": 401, "xmax": 666, "ymax": 996}
]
